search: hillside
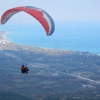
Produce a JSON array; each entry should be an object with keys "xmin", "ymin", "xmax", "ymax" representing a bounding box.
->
[{"xmin": 0, "ymin": 31, "xmax": 100, "ymax": 100}]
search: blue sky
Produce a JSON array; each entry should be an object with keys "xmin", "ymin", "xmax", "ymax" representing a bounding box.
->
[{"xmin": 0, "ymin": 0, "xmax": 100, "ymax": 23}]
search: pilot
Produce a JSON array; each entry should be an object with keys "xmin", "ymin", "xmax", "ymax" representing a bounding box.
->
[{"xmin": 21, "ymin": 65, "xmax": 29, "ymax": 74}]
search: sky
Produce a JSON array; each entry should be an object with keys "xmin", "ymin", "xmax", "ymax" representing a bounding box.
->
[
  {"xmin": 0, "ymin": 0, "xmax": 100, "ymax": 23},
  {"xmin": 0, "ymin": 0, "xmax": 100, "ymax": 54}
]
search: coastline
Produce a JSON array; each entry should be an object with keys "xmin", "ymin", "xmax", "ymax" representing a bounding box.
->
[
  {"xmin": 0, "ymin": 31, "xmax": 10, "ymax": 43},
  {"xmin": 0, "ymin": 31, "xmax": 100, "ymax": 55},
  {"xmin": 3, "ymin": 32, "xmax": 10, "ymax": 41}
]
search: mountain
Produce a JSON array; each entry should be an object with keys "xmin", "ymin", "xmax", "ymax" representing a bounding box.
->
[{"xmin": 1, "ymin": 31, "xmax": 100, "ymax": 100}]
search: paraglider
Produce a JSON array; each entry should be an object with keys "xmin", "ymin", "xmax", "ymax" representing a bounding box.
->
[
  {"xmin": 21, "ymin": 64, "xmax": 29, "ymax": 74},
  {"xmin": 0, "ymin": 6, "xmax": 55, "ymax": 35},
  {"xmin": 1, "ymin": 6, "xmax": 55, "ymax": 74}
]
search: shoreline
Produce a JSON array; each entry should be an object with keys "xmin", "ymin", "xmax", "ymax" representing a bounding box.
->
[
  {"xmin": 3, "ymin": 31, "xmax": 10, "ymax": 41},
  {"xmin": 0, "ymin": 31, "xmax": 10, "ymax": 43},
  {"xmin": 0, "ymin": 31, "xmax": 100, "ymax": 55}
]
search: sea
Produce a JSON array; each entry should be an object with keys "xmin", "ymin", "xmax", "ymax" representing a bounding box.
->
[{"xmin": 1, "ymin": 22, "xmax": 100, "ymax": 55}]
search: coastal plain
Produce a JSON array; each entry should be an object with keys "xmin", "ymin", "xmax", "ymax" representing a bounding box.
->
[{"xmin": 0, "ymin": 31, "xmax": 100, "ymax": 100}]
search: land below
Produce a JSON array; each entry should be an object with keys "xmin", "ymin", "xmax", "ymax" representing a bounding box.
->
[{"xmin": 0, "ymin": 31, "xmax": 100, "ymax": 100}]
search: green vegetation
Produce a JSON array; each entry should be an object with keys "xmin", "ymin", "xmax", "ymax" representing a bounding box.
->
[
  {"xmin": 0, "ymin": 91, "xmax": 33, "ymax": 100},
  {"xmin": 0, "ymin": 48, "xmax": 100, "ymax": 99}
]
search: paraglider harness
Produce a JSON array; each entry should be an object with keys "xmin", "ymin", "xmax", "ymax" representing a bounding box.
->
[{"xmin": 21, "ymin": 64, "xmax": 29, "ymax": 74}]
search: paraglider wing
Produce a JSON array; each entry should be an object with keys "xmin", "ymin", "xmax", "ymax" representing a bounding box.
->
[{"xmin": 1, "ymin": 6, "xmax": 55, "ymax": 35}]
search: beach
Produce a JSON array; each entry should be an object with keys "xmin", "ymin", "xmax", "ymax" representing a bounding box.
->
[{"xmin": 0, "ymin": 31, "xmax": 10, "ymax": 44}]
